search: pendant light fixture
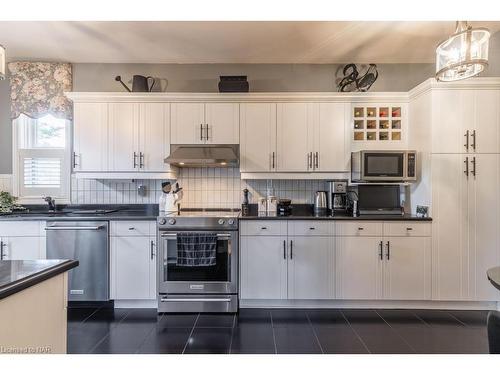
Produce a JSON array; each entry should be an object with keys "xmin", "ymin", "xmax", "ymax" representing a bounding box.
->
[
  {"xmin": 436, "ymin": 21, "xmax": 490, "ymax": 82},
  {"xmin": 0, "ymin": 45, "xmax": 5, "ymax": 80}
]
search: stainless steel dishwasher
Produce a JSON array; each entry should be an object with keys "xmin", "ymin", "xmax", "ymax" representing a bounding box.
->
[{"xmin": 46, "ymin": 221, "xmax": 109, "ymax": 301}]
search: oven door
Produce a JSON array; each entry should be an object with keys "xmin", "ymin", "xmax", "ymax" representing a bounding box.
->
[
  {"xmin": 362, "ymin": 151, "xmax": 405, "ymax": 181},
  {"xmin": 158, "ymin": 231, "xmax": 238, "ymax": 294}
]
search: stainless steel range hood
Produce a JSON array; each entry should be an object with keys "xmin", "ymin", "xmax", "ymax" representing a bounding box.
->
[{"xmin": 165, "ymin": 144, "xmax": 239, "ymax": 167}]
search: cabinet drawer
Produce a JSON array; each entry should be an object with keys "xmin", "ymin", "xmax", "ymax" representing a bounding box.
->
[
  {"xmin": 335, "ymin": 221, "xmax": 383, "ymax": 236},
  {"xmin": 0, "ymin": 221, "xmax": 43, "ymax": 236},
  {"xmin": 111, "ymin": 221, "xmax": 154, "ymax": 237},
  {"xmin": 383, "ymin": 222, "xmax": 431, "ymax": 237},
  {"xmin": 240, "ymin": 220, "xmax": 287, "ymax": 236},
  {"xmin": 288, "ymin": 220, "xmax": 332, "ymax": 236}
]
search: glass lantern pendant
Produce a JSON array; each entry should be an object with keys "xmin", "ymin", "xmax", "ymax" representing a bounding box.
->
[
  {"xmin": 436, "ymin": 21, "xmax": 490, "ymax": 82},
  {"xmin": 0, "ymin": 45, "xmax": 5, "ymax": 80}
]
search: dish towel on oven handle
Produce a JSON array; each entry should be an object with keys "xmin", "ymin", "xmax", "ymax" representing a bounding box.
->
[{"xmin": 176, "ymin": 232, "xmax": 217, "ymax": 267}]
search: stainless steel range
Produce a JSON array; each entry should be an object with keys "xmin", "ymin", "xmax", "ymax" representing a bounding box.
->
[{"xmin": 157, "ymin": 209, "xmax": 239, "ymax": 313}]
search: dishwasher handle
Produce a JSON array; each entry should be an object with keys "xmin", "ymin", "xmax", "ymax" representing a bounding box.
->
[{"xmin": 45, "ymin": 226, "xmax": 104, "ymax": 231}]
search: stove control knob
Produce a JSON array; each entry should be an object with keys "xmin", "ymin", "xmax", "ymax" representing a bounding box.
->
[
  {"xmin": 218, "ymin": 219, "xmax": 225, "ymax": 225},
  {"xmin": 158, "ymin": 218, "xmax": 167, "ymax": 225},
  {"xmin": 168, "ymin": 218, "xmax": 176, "ymax": 225},
  {"xmin": 228, "ymin": 219, "xmax": 235, "ymax": 225}
]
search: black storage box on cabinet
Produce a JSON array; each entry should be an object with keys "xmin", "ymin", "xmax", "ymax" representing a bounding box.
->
[{"xmin": 218, "ymin": 76, "xmax": 249, "ymax": 92}]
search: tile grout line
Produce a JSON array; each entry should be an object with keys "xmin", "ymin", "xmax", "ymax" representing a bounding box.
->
[
  {"xmin": 340, "ymin": 310, "xmax": 372, "ymax": 354},
  {"xmin": 270, "ymin": 310, "xmax": 278, "ymax": 354},
  {"xmin": 181, "ymin": 313, "xmax": 200, "ymax": 355},
  {"xmin": 411, "ymin": 311, "xmax": 432, "ymax": 327},
  {"xmin": 374, "ymin": 310, "xmax": 417, "ymax": 354},
  {"xmin": 135, "ymin": 313, "xmax": 167, "ymax": 354},
  {"xmin": 305, "ymin": 312, "xmax": 324, "ymax": 354},
  {"xmin": 87, "ymin": 309, "xmax": 131, "ymax": 354}
]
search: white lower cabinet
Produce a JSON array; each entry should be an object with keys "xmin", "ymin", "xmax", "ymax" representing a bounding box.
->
[
  {"xmin": 335, "ymin": 237, "xmax": 383, "ymax": 299},
  {"xmin": 240, "ymin": 236, "xmax": 287, "ymax": 300},
  {"xmin": 0, "ymin": 221, "xmax": 46, "ymax": 260},
  {"xmin": 110, "ymin": 221, "xmax": 156, "ymax": 300},
  {"xmin": 288, "ymin": 236, "xmax": 334, "ymax": 299}
]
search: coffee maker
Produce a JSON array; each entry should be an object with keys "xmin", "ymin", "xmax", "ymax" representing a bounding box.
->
[{"xmin": 327, "ymin": 180, "xmax": 348, "ymax": 215}]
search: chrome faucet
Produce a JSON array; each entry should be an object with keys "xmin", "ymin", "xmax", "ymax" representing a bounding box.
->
[{"xmin": 44, "ymin": 196, "xmax": 56, "ymax": 212}]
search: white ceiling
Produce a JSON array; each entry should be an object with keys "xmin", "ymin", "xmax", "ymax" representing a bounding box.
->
[{"xmin": 1, "ymin": 21, "xmax": 499, "ymax": 64}]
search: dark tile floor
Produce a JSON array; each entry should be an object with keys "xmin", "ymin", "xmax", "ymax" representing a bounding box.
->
[{"xmin": 67, "ymin": 308, "xmax": 491, "ymax": 354}]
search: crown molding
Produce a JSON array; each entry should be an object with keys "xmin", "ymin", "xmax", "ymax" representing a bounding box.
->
[{"xmin": 408, "ymin": 77, "xmax": 500, "ymax": 99}]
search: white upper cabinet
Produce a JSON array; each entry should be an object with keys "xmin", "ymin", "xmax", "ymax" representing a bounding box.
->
[
  {"xmin": 277, "ymin": 103, "xmax": 313, "ymax": 172},
  {"xmin": 205, "ymin": 103, "xmax": 240, "ymax": 144},
  {"xmin": 108, "ymin": 103, "xmax": 140, "ymax": 172},
  {"xmin": 171, "ymin": 103, "xmax": 205, "ymax": 144},
  {"xmin": 431, "ymin": 89, "xmax": 500, "ymax": 154},
  {"xmin": 171, "ymin": 103, "xmax": 239, "ymax": 144},
  {"xmin": 139, "ymin": 103, "xmax": 171, "ymax": 172},
  {"xmin": 240, "ymin": 103, "xmax": 277, "ymax": 172},
  {"xmin": 314, "ymin": 103, "xmax": 349, "ymax": 172},
  {"xmin": 73, "ymin": 103, "xmax": 108, "ymax": 172}
]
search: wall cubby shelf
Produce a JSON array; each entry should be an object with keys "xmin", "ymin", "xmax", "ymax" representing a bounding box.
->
[{"xmin": 353, "ymin": 105, "xmax": 403, "ymax": 141}]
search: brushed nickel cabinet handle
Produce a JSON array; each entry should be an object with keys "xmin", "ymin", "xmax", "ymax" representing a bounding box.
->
[
  {"xmin": 379, "ymin": 241, "xmax": 383, "ymax": 260},
  {"xmin": 315, "ymin": 152, "xmax": 319, "ymax": 169},
  {"xmin": 200, "ymin": 124, "xmax": 203, "ymax": 141},
  {"xmin": 464, "ymin": 157, "xmax": 469, "ymax": 177},
  {"xmin": 406, "ymin": 227, "xmax": 413, "ymax": 231},
  {"xmin": 464, "ymin": 130, "xmax": 469, "ymax": 151},
  {"xmin": 471, "ymin": 130, "xmax": 476, "ymax": 151},
  {"xmin": 150, "ymin": 240, "xmax": 155, "ymax": 260},
  {"xmin": 133, "ymin": 152, "xmax": 138, "ymax": 168},
  {"xmin": 139, "ymin": 152, "xmax": 144, "ymax": 168},
  {"xmin": 283, "ymin": 240, "xmax": 286, "ymax": 259},
  {"xmin": 73, "ymin": 152, "xmax": 78, "ymax": 168},
  {"xmin": 386, "ymin": 241, "xmax": 390, "ymax": 260},
  {"xmin": 290, "ymin": 240, "xmax": 293, "ymax": 259},
  {"xmin": 272, "ymin": 152, "xmax": 275, "ymax": 169},
  {"xmin": 205, "ymin": 124, "xmax": 209, "ymax": 141},
  {"xmin": 471, "ymin": 156, "xmax": 476, "ymax": 177}
]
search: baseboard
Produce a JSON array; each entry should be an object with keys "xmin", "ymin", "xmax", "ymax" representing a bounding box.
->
[
  {"xmin": 113, "ymin": 299, "xmax": 158, "ymax": 309},
  {"xmin": 239, "ymin": 299, "xmax": 500, "ymax": 310}
]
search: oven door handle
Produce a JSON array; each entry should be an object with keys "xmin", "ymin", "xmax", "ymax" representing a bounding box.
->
[
  {"xmin": 160, "ymin": 233, "xmax": 232, "ymax": 239},
  {"xmin": 161, "ymin": 297, "xmax": 232, "ymax": 303}
]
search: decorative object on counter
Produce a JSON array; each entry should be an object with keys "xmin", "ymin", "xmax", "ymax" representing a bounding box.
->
[
  {"xmin": 218, "ymin": 75, "xmax": 249, "ymax": 92},
  {"xmin": 114, "ymin": 75, "xmax": 156, "ymax": 92},
  {"xmin": 436, "ymin": 21, "xmax": 490, "ymax": 82},
  {"xmin": 267, "ymin": 195, "xmax": 277, "ymax": 217},
  {"xmin": 416, "ymin": 205, "xmax": 429, "ymax": 218},
  {"xmin": 258, "ymin": 197, "xmax": 267, "ymax": 216},
  {"xmin": 0, "ymin": 191, "xmax": 25, "ymax": 213},
  {"xmin": 0, "ymin": 44, "xmax": 5, "ymax": 80},
  {"xmin": 241, "ymin": 189, "xmax": 250, "ymax": 216},
  {"xmin": 337, "ymin": 63, "xmax": 378, "ymax": 92},
  {"xmin": 8, "ymin": 62, "xmax": 73, "ymax": 120}
]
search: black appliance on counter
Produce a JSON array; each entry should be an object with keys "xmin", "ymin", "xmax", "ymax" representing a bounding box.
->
[
  {"xmin": 357, "ymin": 185, "xmax": 402, "ymax": 215},
  {"xmin": 277, "ymin": 199, "xmax": 292, "ymax": 216}
]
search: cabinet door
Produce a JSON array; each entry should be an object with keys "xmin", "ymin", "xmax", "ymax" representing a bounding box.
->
[
  {"xmin": 314, "ymin": 103, "xmax": 348, "ymax": 172},
  {"xmin": 431, "ymin": 154, "xmax": 469, "ymax": 300},
  {"xmin": 73, "ymin": 102, "xmax": 108, "ymax": 172},
  {"xmin": 468, "ymin": 154, "xmax": 500, "ymax": 301},
  {"xmin": 383, "ymin": 237, "xmax": 431, "ymax": 300},
  {"xmin": 139, "ymin": 103, "xmax": 171, "ymax": 172},
  {"xmin": 111, "ymin": 236, "xmax": 152, "ymax": 300},
  {"xmin": 108, "ymin": 103, "xmax": 140, "ymax": 172},
  {"xmin": 472, "ymin": 89, "xmax": 500, "ymax": 154},
  {"xmin": 335, "ymin": 237, "xmax": 383, "ymax": 299},
  {"xmin": 1, "ymin": 237, "xmax": 43, "ymax": 260},
  {"xmin": 240, "ymin": 103, "xmax": 277, "ymax": 172},
  {"xmin": 276, "ymin": 103, "xmax": 313, "ymax": 172},
  {"xmin": 240, "ymin": 236, "xmax": 287, "ymax": 300},
  {"xmin": 170, "ymin": 103, "xmax": 205, "ymax": 144},
  {"xmin": 432, "ymin": 90, "xmax": 473, "ymax": 153},
  {"xmin": 205, "ymin": 103, "xmax": 239, "ymax": 144},
  {"xmin": 288, "ymin": 236, "xmax": 334, "ymax": 299}
]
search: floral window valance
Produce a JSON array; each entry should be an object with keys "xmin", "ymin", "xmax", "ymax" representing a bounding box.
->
[{"xmin": 8, "ymin": 62, "xmax": 73, "ymax": 120}]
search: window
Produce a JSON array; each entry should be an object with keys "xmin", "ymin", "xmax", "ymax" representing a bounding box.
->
[{"xmin": 13, "ymin": 114, "xmax": 70, "ymax": 202}]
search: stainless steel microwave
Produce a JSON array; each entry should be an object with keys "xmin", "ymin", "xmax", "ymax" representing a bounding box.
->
[{"xmin": 351, "ymin": 150, "xmax": 417, "ymax": 182}]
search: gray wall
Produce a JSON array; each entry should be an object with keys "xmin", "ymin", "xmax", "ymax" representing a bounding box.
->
[{"xmin": 0, "ymin": 77, "xmax": 11, "ymax": 174}]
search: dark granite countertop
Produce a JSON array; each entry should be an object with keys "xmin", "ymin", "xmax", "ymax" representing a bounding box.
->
[
  {"xmin": 0, "ymin": 259, "xmax": 79, "ymax": 300},
  {"xmin": 240, "ymin": 204, "xmax": 432, "ymax": 221},
  {"xmin": 487, "ymin": 267, "xmax": 500, "ymax": 291},
  {"xmin": 0, "ymin": 204, "xmax": 158, "ymax": 221}
]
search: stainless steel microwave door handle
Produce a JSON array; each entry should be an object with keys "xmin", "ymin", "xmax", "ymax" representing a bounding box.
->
[
  {"xmin": 379, "ymin": 241, "xmax": 383, "ymax": 260},
  {"xmin": 464, "ymin": 130, "xmax": 469, "ymax": 151},
  {"xmin": 133, "ymin": 152, "xmax": 138, "ymax": 168},
  {"xmin": 150, "ymin": 240, "xmax": 155, "ymax": 260},
  {"xmin": 386, "ymin": 241, "xmax": 390, "ymax": 260},
  {"xmin": 200, "ymin": 124, "xmax": 203, "ymax": 141},
  {"xmin": 471, "ymin": 130, "xmax": 476, "ymax": 151},
  {"xmin": 471, "ymin": 156, "xmax": 476, "ymax": 177},
  {"xmin": 45, "ymin": 226, "xmax": 104, "ymax": 231},
  {"xmin": 283, "ymin": 240, "xmax": 286, "ymax": 259},
  {"xmin": 464, "ymin": 157, "xmax": 469, "ymax": 177}
]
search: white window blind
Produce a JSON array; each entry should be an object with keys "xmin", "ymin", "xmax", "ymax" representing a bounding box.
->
[{"xmin": 23, "ymin": 157, "xmax": 61, "ymax": 188}]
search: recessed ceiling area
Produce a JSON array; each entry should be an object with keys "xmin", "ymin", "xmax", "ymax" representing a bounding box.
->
[{"xmin": 1, "ymin": 21, "xmax": 500, "ymax": 64}]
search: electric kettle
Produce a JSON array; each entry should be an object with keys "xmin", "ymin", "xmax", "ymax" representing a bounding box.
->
[{"xmin": 314, "ymin": 191, "xmax": 328, "ymax": 215}]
